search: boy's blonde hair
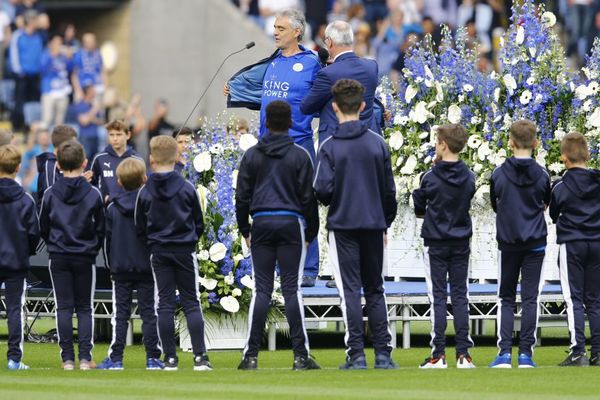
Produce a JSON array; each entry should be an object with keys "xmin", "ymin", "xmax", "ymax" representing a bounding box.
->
[
  {"xmin": 510, "ymin": 120, "xmax": 538, "ymax": 149},
  {"xmin": 437, "ymin": 124, "xmax": 467, "ymax": 154},
  {"xmin": 0, "ymin": 144, "xmax": 21, "ymax": 174},
  {"xmin": 105, "ymin": 119, "xmax": 129, "ymax": 134},
  {"xmin": 150, "ymin": 135, "xmax": 177, "ymax": 165},
  {"xmin": 116, "ymin": 158, "xmax": 146, "ymax": 191},
  {"xmin": 561, "ymin": 132, "xmax": 590, "ymax": 164}
]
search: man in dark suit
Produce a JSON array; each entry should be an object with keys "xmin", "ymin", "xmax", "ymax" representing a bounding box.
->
[{"xmin": 300, "ymin": 20, "xmax": 380, "ymax": 143}]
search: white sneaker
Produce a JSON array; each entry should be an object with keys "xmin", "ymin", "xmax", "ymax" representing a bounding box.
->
[
  {"xmin": 419, "ymin": 355, "xmax": 448, "ymax": 369},
  {"xmin": 457, "ymin": 354, "xmax": 476, "ymax": 369}
]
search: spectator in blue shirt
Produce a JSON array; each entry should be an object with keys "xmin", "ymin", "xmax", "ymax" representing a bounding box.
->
[
  {"xmin": 40, "ymin": 34, "xmax": 72, "ymax": 129},
  {"xmin": 75, "ymin": 85, "xmax": 103, "ymax": 160},
  {"xmin": 71, "ymin": 32, "xmax": 106, "ymax": 102}
]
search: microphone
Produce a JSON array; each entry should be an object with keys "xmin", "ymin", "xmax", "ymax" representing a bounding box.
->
[
  {"xmin": 176, "ymin": 42, "xmax": 256, "ymax": 136},
  {"xmin": 318, "ymin": 47, "xmax": 329, "ymax": 65}
]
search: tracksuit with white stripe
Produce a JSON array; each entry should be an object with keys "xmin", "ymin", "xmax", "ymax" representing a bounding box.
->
[
  {"xmin": 412, "ymin": 160, "xmax": 476, "ymax": 358},
  {"xmin": 39, "ymin": 176, "xmax": 105, "ymax": 362},
  {"xmin": 90, "ymin": 146, "xmax": 145, "ymax": 202},
  {"xmin": 235, "ymin": 132, "xmax": 319, "ymax": 358},
  {"xmin": 549, "ymin": 168, "xmax": 600, "ymax": 356},
  {"xmin": 490, "ymin": 157, "xmax": 551, "ymax": 357},
  {"xmin": 135, "ymin": 171, "xmax": 206, "ymax": 360},
  {"xmin": 105, "ymin": 190, "xmax": 160, "ymax": 362},
  {"xmin": 0, "ymin": 178, "xmax": 40, "ymax": 363},
  {"xmin": 313, "ymin": 121, "xmax": 397, "ymax": 361},
  {"xmin": 36, "ymin": 152, "xmax": 60, "ymax": 208}
]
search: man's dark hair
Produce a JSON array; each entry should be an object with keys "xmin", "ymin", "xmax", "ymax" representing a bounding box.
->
[
  {"xmin": 332, "ymin": 79, "xmax": 365, "ymax": 114},
  {"xmin": 173, "ymin": 126, "xmax": 193, "ymax": 138},
  {"xmin": 265, "ymin": 101, "xmax": 292, "ymax": 133},
  {"xmin": 57, "ymin": 140, "xmax": 85, "ymax": 171}
]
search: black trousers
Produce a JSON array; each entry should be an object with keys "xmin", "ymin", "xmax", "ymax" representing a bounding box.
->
[
  {"xmin": 108, "ymin": 279, "xmax": 161, "ymax": 361},
  {"xmin": 49, "ymin": 258, "xmax": 95, "ymax": 362},
  {"xmin": 559, "ymin": 241, "xmax": 600, "ymax": 355},
  {"xmin": 424, "ymin": 245, "xmax": 473, "ymax": 358},
  {"xmin": 497, "ymin": 249, "xmax": 545, "ymax": 357},
  {"xmin": 11, "ymin": 74, "xmax": 40, "ymax": 130},
  {"xmin": 0, "ymin": 275, "xmax": 27, "ymax": 362},
  {"xmin": 243, "ymin": 216, "xmax": 309, "ymax": 358},
  {"xmin": 329, "ymin": 229, "xmax": 392, "ymax": 360},
  {"xmin": 150, "ymin": 252, "xmax": 206, "ymax": 358}
]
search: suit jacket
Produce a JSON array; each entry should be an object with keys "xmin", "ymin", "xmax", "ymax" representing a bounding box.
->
[{"xmin": 300, "ymin": 52, "xmax": 381, "ymax": 142}]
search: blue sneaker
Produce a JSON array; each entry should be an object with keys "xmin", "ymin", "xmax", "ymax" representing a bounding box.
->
[
  {"xmin": 518, "ymin": 353, "xmax": 537, "ymax": 368},
  {"xmin": 96, "ymin": 357, "xmax": 124, "ymax": 370},
  {"xmin": 489, "ymin": 353, "xmax": 512, "ymax": 368},
  {"xmin": 7, "ymin": 359, "xmax": 29, "ymax": 370},
  {"xmin": 146, "ymin": 358, "xmax": 165, "ymax": 370},
  {"xmin": 374, "ymin": 354, "xmax": 398, "ymax": 369},
  {"xmin": 339, "ymin": 355, "xmax": 367, "ymax": 370}
]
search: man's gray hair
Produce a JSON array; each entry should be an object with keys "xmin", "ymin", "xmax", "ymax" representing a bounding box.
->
[
  {"xmin": 325, "ymin": 20, "xmax": 354, "ymax": 46},
  {"xmin": 276, "ymin": 9, "xmax": 306, "ymax": 41}
]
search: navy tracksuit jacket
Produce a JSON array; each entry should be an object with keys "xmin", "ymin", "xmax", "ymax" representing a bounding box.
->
[
  {"xmin": 105, "ymin": 190, "xmax": 160, "ymax": 361},
  {"xmin": 39, "ymin": 175, "xmax": 105, "ymax": 362},
  {"xmin": 36, "ymin": 152, "xmax": 60, "ymax": 208},
  {"xmin": 90, "ymin": 145, "xmax": 145, "ymax": 202},
  {"xmin": 135, "ymin": 171, "xmax": 206, "ymax": 358},
  {"xmin": 490, "ymin": 157, "xmax": 551, "ymax": 357},
  {"xmin": 235, "ymin": 132, "xmax": 319, "ymax": 358},
  {"xmin": 412, "ymin": 161, "xmax": 475, "ymax": 357},
  {"xmin": 550, "ymin": 168, "xmax": 600, "ymax": 355},
  {"xmin": 0, "ymin": 178, "xmax": 40, "ymax": 363},
  {"xmin": 314, "ymin": 120, "xmax": 397, "ymax": 359}
]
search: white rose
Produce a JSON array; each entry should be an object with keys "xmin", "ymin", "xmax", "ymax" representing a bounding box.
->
[
  {"xmin": 394, "ymin": 115, "xmax": 410, "ymax": 126},
  {"xmin": 503, "ymin": 74, "xmax": 517, "ymax": 96},
  {"xmin": 468, "ymin": 135, "xmax": 482, "ymax": 149},
  {"xmin": 419, "ymin": 131, "xmax": 430, "ymax": 140},
  {"xmin": 405, "ymin": 85, "xmax": 418, "ymax": 103},
  {"xmin": 516, "ymin": 26, "xmax": 525, "ymax": 45},
  {"xmin": 471, "ymin": 116, "xmax": 481, "ymax": 125},
  {"xmin": 520, "ymin": 90, "xmax": 532, "ymax": 105},
  {"xmin": 224, "ymin": 273, "xmax": 235, "ymax": 285},
  {"xmin": 473, "ymin": 163, "xmax": 483, "ymax": 173},
  {"xmin": 232, "ymin": 288, "xmax": 242, "ymax": 297},
  {"xmin": 240, "ymin": 275, "xmax": 255, "ymax": 289},
  {"xmin": 583, "ymin": 100, "xmax": 593, "ymax": 113},
  {"xmin": 400, "ymin": 155, "xmax": 418, "ymax": 175},
  {"xmin": 411, "ymin": 101, "xmax": 432, "ymax": 124},
  {"xmin": 193, "ymin": 152, "xmax": 212, "ymax": 172},
  {"xmin": 463, "ymin": 84, "xmax": 474, "ymax": 93},
  {"xmin": 447, "ymin": 104, "xmax": 462, "ymax": 124},
  {"xmin": 477, "ymin": 142, "xmax": 491, "ymax": 161},
  {"xmin": 588, "ymin": 107, "xmax": 600, "ymax": 128},
  {"xmin": 196, "ymin": 185, "xmax": 209, "ymax": 213},
  {"xmin": 219, "ymin": 296, "xmax": 240, "ymax": 313},
  {"xmin": 554, "ymin": 129, "xmax": 567, "ymax": 140},
  {"xmin": 493, "ymin": 148, "xmax": 507, "ymax": 166},
  {"xmin": 209, "ymin": 242, "xmax": 227, "ymax": 262},
  {"xmin": 389, "ymin": 131, "xmax": 404, "ymax": 150},
  {"xmin": 197, "ymin": 250, "xmax": 210, "ymax": 261},
  {"xmin": 541, "ymin": 11, "xmax": 556, "ymax": 28},
  {"xmin": 199, "ymin": 276, "xmax": 218, "ymax": 290},
  {"xmin": 239, "ymin": 133, "xmax": 258, "ymax": 151}
]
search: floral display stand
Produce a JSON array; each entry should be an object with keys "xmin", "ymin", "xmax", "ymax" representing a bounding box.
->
[{"xmin": 180, "ymin": 315, "xmax": 249, "ymax": 351}]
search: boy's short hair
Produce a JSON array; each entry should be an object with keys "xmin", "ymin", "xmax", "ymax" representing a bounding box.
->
[
  {"xmin": 51, "ymin": 124, "xmax": 77, "ymax": 148},
  {"xmin": 437, "ymin": 124, "xmax": 467, "ymax": 154},
  {"xmin": 172, "ymin": 126, "xmax": 193, "ymax": 138},
  {"xmin": 265, "ymin": 101, "xmax": 292, "ymax": 132},
  {"xmin": 150, "ymin": 135, "xmax": 177, "ymax": 165},
  {"xmin": 332, "ymin": 79, "xmax": 365, "ymax": 114},
  {"xmin": 105, "ymin": 119, "xmax": 130, "ymax": 134},
  {"xmin": 561, "ymin": 132, "xmax": 590, "ymax": 164},
  {"xmin": 0, "ymin": 144, "xmax": 21, "ymax": 174},
  {"xmin": 510, "ymin": 120, "xmax": 538, "ymax": 149},
  {"xmin": 116, "ymin": 158, "xmax": 146, "ymax": 191},
  {"xmin": 226, "ymin": 118, "xmax": 249, "ymax": 134},
  {"xmin": 57, "ymin": 140, "xmax": 85, "ymax": 171},
  {"xmin": 0, "ymin": 128, "xmax": 13, "ymax": 146}
]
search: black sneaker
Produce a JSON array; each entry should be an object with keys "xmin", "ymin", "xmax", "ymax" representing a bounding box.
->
[
  {"xmin": 293, "ymin": 355, "xmax": 320, "ymax": 370},
  {"xmin": 590, "ymin": 353, "xmax": 600, "ymax": 366},
  {"xmin": 559, "ymin": 352, "xmax": 589, "ymax": 367},
  {"xmin": 238, "ymin": 356, "xmax": 258, "ymax": 370},
  {"xmin": 339, "ymin": 355, "xmax": 367, "ymax": 370},
  {"xmin": 193, "ymin": 354, "xmax": 213, "ymax": 371},
  {"xmin": 301, "ymin": 276, "xmax": 315, "ymax": 287},
  {"xmin": 374, "ymin": 354, "xmax": 398, "ymax": 369},
  {"xmin": 164, "ymin": 356, "xmax": 178, "ymax": 371}
]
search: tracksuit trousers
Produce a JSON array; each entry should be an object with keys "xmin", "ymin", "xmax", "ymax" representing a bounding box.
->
[
  {"xmin": 0, "ymin": 275, "xmax": 27, "ymax": 362},
  {"xmin": 243, "ymin": 216, "xmax": 310, "ymax": 358},
  {"xmin": 423, "ymin": 245, "xmax": 473, "ymax": 358},
  {"xmin": 558, "ymin": 241, "xmax": 600, "ymax": 355},
  {"xmin": 328, "ymin": 229, "xmax": 392, "ymax": 360}
]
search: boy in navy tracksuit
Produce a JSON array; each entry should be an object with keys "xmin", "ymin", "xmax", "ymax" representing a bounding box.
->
[
  {"xmin": 489, "ymin": 120, "xmax": 551, "ymax": 368},
  {"xmin": 235, "ymin": 101, "xmax": 320, "ymax": 371},
  {"xmin": 135, "ymin": 135, "xmax": 211, "ymax": 371},
  {"xmin": 549, "ymin": 132, "xmax": 600, "ymax": 367},
  {"xmin": 412, "ymin": 124, "xmax": 476, "ymax": 369},
  {"xmin": 35, "ymin": 124, "xmax": 77, "ymax": 207},
  {"xmin": 90, "ymin": 120, "xmax": 145, "ymax": 203},
  {"xmin": 0, "ymin": 145, "xmax": 40, "ymax": 370},
  {"xmin": 314, "ymin": 79, "xmax": 398, "ymax": 370},
  {"xmin": 173, "ymin": 126, "xmax": 193, "ymax": 175},
  {"xmin": 39, "ymin": 140, "xmax": 105, "ymax": 370},
  {"xmin": 96, "ymin": 158, "xmax": 163, "ymax": 370}
]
